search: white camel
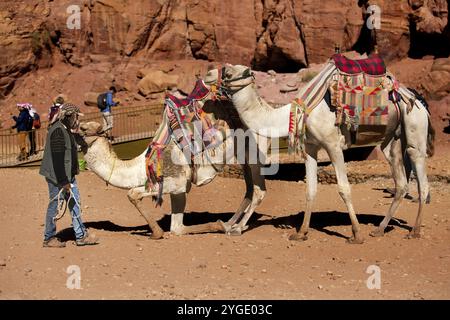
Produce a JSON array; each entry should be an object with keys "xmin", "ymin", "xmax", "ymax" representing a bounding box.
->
[
  {"xmin": 218, "ymin": 64, "xmax": 434, "ymax": 243},
  {"xmin": 76, "ymin": 78, "xmax": 267, "ymax": 239}
]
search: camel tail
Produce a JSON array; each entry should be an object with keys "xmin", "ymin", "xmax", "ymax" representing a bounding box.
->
[
  {"xmin": 427, "ymin": 116, "xmax": 435, "ymax": 158},
  {"xmin": 407, "ymin": 87, "xmax": 435, "ymax": 157}
]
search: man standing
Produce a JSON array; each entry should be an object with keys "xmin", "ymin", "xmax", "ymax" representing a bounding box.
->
[
  {"xmin": 98, "ymin": 87, "xmax": 119, "ymax": 140},
  {"xmin": 25, "ymin": 103, "xmax": 38, "ymax": 156},
  {"xmin": 39, "ymin": 103, "xmax": 99, "ymax": 247}
]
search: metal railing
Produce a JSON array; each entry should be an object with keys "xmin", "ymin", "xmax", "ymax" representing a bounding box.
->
[{"xmin": 0, "ymin": 104, "xmax": 163, "ymax": 167}]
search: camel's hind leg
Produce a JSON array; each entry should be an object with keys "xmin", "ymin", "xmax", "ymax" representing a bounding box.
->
[
  {"xmin": 127, "ymin": 188, "xmax": 164, "ymax": 240},
  {"xmin": 323, "ymin": 142, "xmax": 364, "ymax": 244},
  {"xmin": 370, "ymin": 138, "xmax": 408, "ymax": 237},
  {"xmin": 169, "ymin": 193, "xmax": 226, "ymax": 235},
  {"xmin": 405, "ymin": 139, "xmax": 429, "ymax": 239},
  {"xmin": 290, "ymin": 143, "xmax": 319, "ymax": 241},
  {"xmin": 406, "ymin": 150, "xmax": 429, "ymax": 238},
  {"xmin": 403, "ymin": 102, "xmax": 430, "ymax": 239}
]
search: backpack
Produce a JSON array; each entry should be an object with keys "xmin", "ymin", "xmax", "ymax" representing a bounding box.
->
[
  {"xmin": 97, "ymin": 93, "xmax": 108, "ymax": 111},
  {"xmin": 32, "ymin": 113, "xmax": 41, "ymax": 129}
]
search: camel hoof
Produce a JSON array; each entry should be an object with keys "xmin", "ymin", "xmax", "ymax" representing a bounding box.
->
[
  {"xmin": 405, "ymin": 232, "xmax": 421, "ymax": 239},
  {"xmin": 347, "ymin": 236, "xmax": 364, "ymax": 244},
  {"xmin": 219, "ymin": 220, "xmax": 233, "ymax": 234},
  {"xmin": 227, "ymin": 224, "xmax": 249, "ymax": 236},
  {"xmin": 289, "ymin": 233, "xmax": 308, "ymax": 241},
  {"xmin": 150, "ymin": 232, "xmax": 164, "ymax": 240},
  {"xmin": 369, "ymin": 228, "xmax": 385, "ymax": 237},
  {"xmin": 228, "ymin": 226, "xmax": 242, "ymax": 236}
]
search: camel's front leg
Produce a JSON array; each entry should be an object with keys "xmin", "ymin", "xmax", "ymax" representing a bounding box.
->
[
  {"xmin": 229, "ymin": 163, "xmax": 266, "ymax": 235},
  {"xmin": 170, "ymin": 193, "xmax": 227, "ymax": 235},
  {"xmin": 127, "ymin": 187, "xmax": 164, "ymax": 240},
  {"xmin": 223, "ymin": 163, "xmax": 254, "ymax": 233},
  {"xmin": 290, "ymin": 143, "xmax": 319, "ymax": 241},
  {"xmin": 324, "ymin": 142, "xmax": 364, "ymax": 244},
  {"xmin": 229, "ymin": 185, "xmax": 266, "ymax": 235}
]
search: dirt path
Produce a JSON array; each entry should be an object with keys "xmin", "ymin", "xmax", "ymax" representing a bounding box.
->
[{"xmin": 0, "ymin": 159, "xmax": 449, "ymax": 300}]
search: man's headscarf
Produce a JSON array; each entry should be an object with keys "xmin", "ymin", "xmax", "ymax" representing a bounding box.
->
[{"xmin": 58, "ymin": 103, "xmax": 84, "ymax": 130}]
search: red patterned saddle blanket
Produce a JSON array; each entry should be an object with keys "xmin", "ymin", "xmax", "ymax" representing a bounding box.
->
[{"xmin": 332, "ymin": 54, "xmax": 386, "ymax": 75}]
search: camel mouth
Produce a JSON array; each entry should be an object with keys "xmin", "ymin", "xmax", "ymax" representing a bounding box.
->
[{"xmin": 79, "ymin": 121, "xmax": 104, "ymax": 137}]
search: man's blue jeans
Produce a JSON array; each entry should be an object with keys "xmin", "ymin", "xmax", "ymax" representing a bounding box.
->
[{"xmin": 44, "ymin": 178, "xmax": 86, "ymax": 241}]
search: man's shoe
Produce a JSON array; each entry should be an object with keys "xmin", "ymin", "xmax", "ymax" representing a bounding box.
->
[
  {"xmin": 76, "ymin": 232, "xmax": 99, "ymax": 246},
  {"xmin": 43, "ymin": 237, "xmax": 66, "ymax": 248}
]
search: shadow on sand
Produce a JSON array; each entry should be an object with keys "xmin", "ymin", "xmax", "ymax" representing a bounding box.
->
[{"xmin": 56, "ymin": 209, "xmax": 410, "ymax": 242}]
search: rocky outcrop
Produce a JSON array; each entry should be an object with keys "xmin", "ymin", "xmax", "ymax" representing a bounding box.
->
[
  {"xmin": 423, "ymin": 57, "xmax": 450, "ymax": 99},
  {"xmin": 138, "ymin": 71, "xmax": 179, "ymax": 96},
  {"xmin": 0, "ymin": 0, "xmax": 449, "ymax": 118}
]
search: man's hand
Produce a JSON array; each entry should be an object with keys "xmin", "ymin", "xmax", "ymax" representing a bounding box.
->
[{"xmin": 63, "ymin": 183, "xmax": 71, "ymax": 191}]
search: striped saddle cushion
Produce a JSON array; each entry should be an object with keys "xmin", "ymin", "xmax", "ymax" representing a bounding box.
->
[{"xmin": 332, "ymin": 54, "xmax": 386, "ymax": 75}]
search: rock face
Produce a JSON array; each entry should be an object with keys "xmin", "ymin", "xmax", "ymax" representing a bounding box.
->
[
  {"xmin": 0, "ymin": 0, "xmax": 449, "ymax": 118},
  {"xmin": 423, "ymin": 57, "xmax": 450, "ymax": 99},
  {"xmin": 138, "ymin": 71, "xmax": 179, "ymax": 96}
]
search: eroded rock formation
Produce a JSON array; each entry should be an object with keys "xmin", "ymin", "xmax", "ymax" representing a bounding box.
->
[{"xmin": 0, "ymin": 0, "xmax": 449, "ymax": 121}]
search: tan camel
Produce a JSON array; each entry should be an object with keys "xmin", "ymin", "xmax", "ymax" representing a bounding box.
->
[
  {"xmin": 78, "ymin": 121, "xmax": 226, "ymax": 239},
  {"xmin": 76, "ymin": 76, "xmax": 268, "ymax": 239}
]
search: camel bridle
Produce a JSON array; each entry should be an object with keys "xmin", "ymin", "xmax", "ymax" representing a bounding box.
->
[
  {"xmin": 78, "ymin": 128, "xmax": 108, "ymax": 147},
  {"xmin": 219, "ymin": 67, "xmax": 255, "ymax": 97}
]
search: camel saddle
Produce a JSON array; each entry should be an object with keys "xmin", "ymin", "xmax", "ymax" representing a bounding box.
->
[
  {"xmin": 332, "ymin": 54, "xmax": 386, "ymax": 75},
  {"xmin": 165, "ymin": 79, "xmax": 223, "ymax": 155},
  {"xmin": 330, "ymin": 54, "xmax": 393, "ymax": 146}
]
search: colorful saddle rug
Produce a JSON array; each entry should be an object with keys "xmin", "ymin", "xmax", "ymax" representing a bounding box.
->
[
  {"xmin": 334, "ymin": 72, "xmax": 389, "ymax": 126},
  {"xmin": 332, "ymin": 54, "xmax": 386, "ymax": 76},
  {"xmin": 165, "ymin": 79, "xmax": 221, "ymax": 156},
  {"xmin": 288, "ymin": 54, "xmax": 400, "ymax": 154},
  {"xmin": 144, "ymin": 79, "xmax": 224, "ymax": 205}
]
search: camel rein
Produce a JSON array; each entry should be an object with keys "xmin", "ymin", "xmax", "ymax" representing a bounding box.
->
[
  {"xmin": 51, "ymin": 187, "xmax": 82, "ymax": 223},
  {"xmin": 220, "ymin": 72, "xmax": 255, "ymax": 97}
]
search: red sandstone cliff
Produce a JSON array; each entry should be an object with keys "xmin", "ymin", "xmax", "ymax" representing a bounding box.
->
[{"xmin": 0, "ymin": 0, "xmax": 449, "ymax": 125}]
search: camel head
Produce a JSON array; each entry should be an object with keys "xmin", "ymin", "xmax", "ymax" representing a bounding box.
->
[
  {"xmin": 220, "ymin": 64, "xmax": 255, "ymax": 96},
  {"xmin": 77, "ymin": 121, "xmax": 108, "ymax": 153}
]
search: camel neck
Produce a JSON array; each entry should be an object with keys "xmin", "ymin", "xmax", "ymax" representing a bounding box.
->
[
  {"xmin": 83, "ymin": 139, "xmax": 147, "ymax": 188},
  {"xmin": 231, "ymin": 85, "xmax": 290, "ymax": 138}
]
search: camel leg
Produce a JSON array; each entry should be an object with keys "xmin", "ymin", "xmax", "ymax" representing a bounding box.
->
[
  {"xmin": 229, "ymin": 163, "xmax": 266, "ymax": 235},
  {"xmin": 290, "ymin": 143, "xmax": 319, "ymax": 241},
  {"xmin": 224, "ymin": 164, "xmax": 253, "ymax": 231},
  {"xmin": 229, "ymin": 185, "xmax": 266, "ymax": 235},
  {"xmin": 324, "ymin": 142, "xmax": 364, "ymax": 244},
  {"xmin": 127, "ymin": 188, "xmax": 164, "ymax": 240},
  {"xmin": 405, "ymin": 144, "xmax": 429, "ymax": 239},
  {"xmin": 403, "ymin": 103, "xmax": 430, "ymax": 238},
  {"xmin": 224, "ymin": 132, "xmax": 265, "ymax": 232},
  {"xmin": 169, "ymin": 193, "xmax": 186, "ymax": 235},
  {"xmin": 370, "ymin": 138, "xmax": 408, "ymax": 237},
  {"xmin": 169, "ymin": 193, "xmax": 226, "ymax": 235}
]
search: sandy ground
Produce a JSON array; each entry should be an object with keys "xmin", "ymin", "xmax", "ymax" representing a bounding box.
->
[{"xmin": 0, "ymin": 154, "xmax": 449, "ymax": 300}]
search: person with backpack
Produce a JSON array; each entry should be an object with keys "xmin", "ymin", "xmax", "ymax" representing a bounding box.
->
[
  {"xmin": 97, "ymin": 86, "xmax": 119, "ymax": 140},
  {"xmin": 25, "ymin": 103, "xmax": 40, "ymax": 156},
  {"xmin": 12, "ymin": 103, "xmax": 33, "ymax": 161}
]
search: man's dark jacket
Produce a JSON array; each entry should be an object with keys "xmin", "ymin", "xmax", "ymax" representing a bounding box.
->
[{"xmin": 39, "ymin": 121, "xmax": 79, "ymax": 186}]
